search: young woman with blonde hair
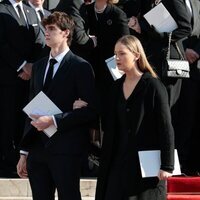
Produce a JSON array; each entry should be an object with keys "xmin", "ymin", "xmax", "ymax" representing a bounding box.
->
[{"xmin": 94, "ymin": 35, "xmax": 175, "ymax": 200}]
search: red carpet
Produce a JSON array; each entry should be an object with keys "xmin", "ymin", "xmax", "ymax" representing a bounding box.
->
[{"xmin": 167, "ymin": 177, "xmax": 200, "ymax": 200}]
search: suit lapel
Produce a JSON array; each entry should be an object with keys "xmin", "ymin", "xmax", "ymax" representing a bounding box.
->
[
  {"xmin": 5, "ymin": 1, "xmax": 21, "ymax": 25},
  {"xmin": 37, "ymin": 58, "xmax": 49, "ymax": 92},
  {"xmin": 22, "ymin": 5, "xmax": 32, "ymax": 26},
  {"xmin": 45, "ymin": 51, "xmax": 73, "ymax": 93}
]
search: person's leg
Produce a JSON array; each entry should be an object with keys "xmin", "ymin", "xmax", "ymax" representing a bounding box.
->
[
  {"xmin": 138, "ymin": 180, "xmax": 166, "ymax": 200},
  {"xmin": 0, "ymin": 85, "xmax": 18, "ymax": 177},
  {"xmin": 27, "ymin": 149, "xmax": 55, "ymax": 200},
  {"xmin": 49, "ymin": 154, "xmax": 82, "ymax": 200}
]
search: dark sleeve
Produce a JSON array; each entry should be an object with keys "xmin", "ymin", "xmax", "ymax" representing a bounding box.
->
[
  {"xmin": 153, "ymin": 80, "xmax": 175, "ymax": 172},
  {"xmin": 114, "ymin": 6, "xmax": 130, "ymax": 36},
  {"xmin": 55, "ymin": 61, "xmax": 98, "ymax": 132},
  {"xmin": 193, "ymin": 40, "xmax": 200, "ymax": 56},
  {"xmin": 169, "ymin": 0, "xmax": 192, "ymax": 41},
  {"xmin": 55, "ymin": 1, "xmax": 94, "ymax": 50},
  {"xmin": 0, "ymin": 7, "xmax": 25, "ymax": 70},
  {"xmin": 139, "ymin": 0, "xmax": 191, "ymax": 44}
]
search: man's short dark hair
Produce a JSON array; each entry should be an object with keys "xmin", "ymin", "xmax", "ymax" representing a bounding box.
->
[{"xmin": 42, "ymin": 11, "xmax": 75, "ymax": 45}]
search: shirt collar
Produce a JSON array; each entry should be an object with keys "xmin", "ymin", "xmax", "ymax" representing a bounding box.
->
[
  {"xmin": 49, "ymin": 47, "xmax": 70, "ymax": 65},
  {"xmin": 28, "ymin": 1, "xmax": 43, "ymax": 12},
  {"xmin": 9, "ymin": 0, "xmax": 23, "ymax": 8}
]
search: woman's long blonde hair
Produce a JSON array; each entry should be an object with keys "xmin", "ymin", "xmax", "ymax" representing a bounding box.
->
[{"xmin": 116, "ymin": 35, "xmax": 158, "ymax": 78}]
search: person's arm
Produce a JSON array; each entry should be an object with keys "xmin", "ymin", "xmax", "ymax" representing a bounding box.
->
[
  {"xmin": 0, "ymin": 9, "xmax": 27, "ymax": 71},
  {"xmin": 17, "ymin": 154, "xmax": 28, "ymax": 178},
  {"xmin": 169, "ymin": 0, "xmax": 192, "ymax": 42},
  {"xmin": 153, "ymin": 79, "xmax": 175, "ymax": 174},
  {"xmin": 54, "ymin": 62, "xmax": 98, "ymax": 132}
]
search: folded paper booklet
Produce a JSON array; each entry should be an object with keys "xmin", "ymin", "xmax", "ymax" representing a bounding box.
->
[
  {"xmin": 23, "ymin": 91, "xmax": 62, "ymax": 137},
  {"xmin": 105, "ymin": 55, "xmax": 124, "ymax": 80},
  {"xmin": 144, "ymin": 3, "xmax": 178, "ymax": 33},
  {"xmin": 138, "ymin": 149, "xmax": 181, "ymax": 178}
]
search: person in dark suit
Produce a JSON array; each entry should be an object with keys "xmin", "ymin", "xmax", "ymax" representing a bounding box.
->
[
  {"xmin": 17, "ymin": 12, "xmax": 98, "ymax": 200},
  {"xmin": 76, "ymin": 35, "xmax": 174, "ymax": 200},
  {"xmin": 175, "ymin": 0, "xmax": 200, "ymax": 175},
  {"xmin": 0, "ymin": 0, "xmax": 44, "ymax": 177},
  {"xmin": 26, "ymin": 0, "xmax": 50, "ymax": 22},
  {"xmin": 25, "ymin": 0, "xmax": 51, "ymax": 57},
  {"xmin": 54, "ymin": 0, "xmax": 96, "ymax": 60},
  {"xmin": 128, "ymin": 0, "xmax": 192, "ymax": 107}
]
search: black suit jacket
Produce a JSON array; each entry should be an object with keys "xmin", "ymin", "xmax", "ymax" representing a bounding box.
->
[
  {"xmin": 183, "ymin": 0, "xmax": 200, "ymax": 80},
  {"xmin": 95, "ymin": 72, "xmax": 174, "ymax": 200},
  {"xmin": 20, "ymin": 50, "xmax": 98, "ymax": 155},
  {"xmin": 0, "ymin": 0, "xmax": 45, "ymax": 85}
]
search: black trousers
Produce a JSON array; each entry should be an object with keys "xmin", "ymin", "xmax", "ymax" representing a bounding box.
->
[
  {"xmin": 27, "ymin": 146, "xmax": 83, "ymax": 200},
  {"xmin": 174, "ymin": 78, "xmax": 200, "ymax": 171}
]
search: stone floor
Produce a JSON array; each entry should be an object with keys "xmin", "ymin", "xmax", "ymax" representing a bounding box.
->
[{"xmin": 0, "ymin": 178, "xmax": 96, "ymax": 200}]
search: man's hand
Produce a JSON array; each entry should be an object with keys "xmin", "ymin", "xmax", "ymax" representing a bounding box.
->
[
  {"xmin": 23, "ymin": 63, "xmax": 33, "ymax": 77},
  {"xmin": 185, "ymin": 48, "xmax": 199, "ymax": 64},
  {"xmin": 18, "ymin": 71, "xmax": 31, "ymax": 80},
  {"xmin": 128, "ymin": 16, "xmax": 141, "ymax": 34},
  {"xmin": 73, "ymin": 98, "xmax": 88, "ymax": 109},
  {"xmin": 17, "ymin": 155, "xmax": 28, "ymax": 178},
  {"xmin": 30, "ymin": 114, "xmax": 54, "ymax": 131}
]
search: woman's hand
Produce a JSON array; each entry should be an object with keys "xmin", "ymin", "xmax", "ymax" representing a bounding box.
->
[
  {"xmin": 158, "ymin": 169, "xmax": 173, "ymax": 180},
  {"xmin": 73, "ymin": 98, "xmax": 88, "ymax": 110}
]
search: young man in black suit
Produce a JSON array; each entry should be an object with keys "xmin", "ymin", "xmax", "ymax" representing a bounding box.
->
[
  {"xmin": 0, "ymin": 0, "xmax": 45, "ymax": 177},
  {"xmin": 17, "ymin": 12, "xmax": 97, "ymax": 200}
]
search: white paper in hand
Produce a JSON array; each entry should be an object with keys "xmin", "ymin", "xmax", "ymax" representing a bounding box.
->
[
  {"xmin": 105, "ymin": 56, "xmax": 124, "ymax": 80},
  {"xmin": 23, "ymin": 91, "xmax": 62, "ymax": 137},
  {"xmin": 138, "ymin": 149, "xmax": 181, "ymax": 178},
  {"xmin": 144, "ymin": 3, "xmax": 178, "ymax": 33}
]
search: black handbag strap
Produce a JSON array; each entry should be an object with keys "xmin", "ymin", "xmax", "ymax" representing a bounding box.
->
[{"xmin": 166, "ymin": 32, "xmax": 185, "ymax": 60}]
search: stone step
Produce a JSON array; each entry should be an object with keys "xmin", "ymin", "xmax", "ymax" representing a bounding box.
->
[
  {"xmin": 0, "ymin": 198, "xmax": 94, "ymax": 200},
  {"xmin": 0, "ymin": 178, "xmax": 96, "ymax": 199}
]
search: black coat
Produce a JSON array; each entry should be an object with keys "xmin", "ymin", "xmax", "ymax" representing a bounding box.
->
[{"xmin": 95, "ymin": 72, "xmax": 174, "ymax": 200}]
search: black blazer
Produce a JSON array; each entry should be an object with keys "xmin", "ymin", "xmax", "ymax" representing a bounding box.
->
[
  {"xmin": 20, "ymin": 50, "xmax": 98, "ymax": 155},
  {"xmin": 183, "ymin": 0, "xmax": 200, "ymax": 80},
  {"xmin": 95, "ymin": 72, "xmax": 174, "ymax": 200},
  {"xmin": 0, "ymin": 0, "xmax": 45, "ymax": 84}
]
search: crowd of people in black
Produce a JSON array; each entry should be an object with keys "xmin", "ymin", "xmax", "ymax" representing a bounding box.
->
[{"xmin": 0, "ymin": 0, "xmax": 200, "ymax": 199}]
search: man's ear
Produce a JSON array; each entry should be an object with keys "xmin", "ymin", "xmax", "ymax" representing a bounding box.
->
[{"xmin": 64, "ymin": 29, "xmax": 70, "ymax": 38}]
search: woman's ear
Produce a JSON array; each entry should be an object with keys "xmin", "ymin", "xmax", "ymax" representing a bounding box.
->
[{"xmin": 134, "ymin": 52, "xmax": 140, "ymax": 61}]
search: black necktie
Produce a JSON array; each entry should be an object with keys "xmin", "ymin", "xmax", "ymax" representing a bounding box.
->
[
  {"xmin": 16, "ymin": 5, "xmax": 27, "ymax": 26},
  {"xmin": 38, "ymin": 10, "xmax": 44, "ymax": 21},
  {"xmin": 43, "ymin": 58, "xmax": 57, "ymax": 92}
]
